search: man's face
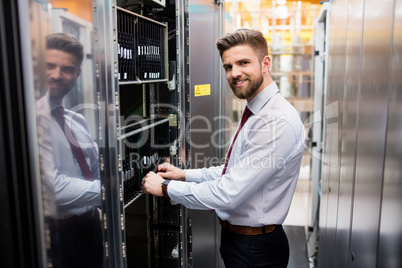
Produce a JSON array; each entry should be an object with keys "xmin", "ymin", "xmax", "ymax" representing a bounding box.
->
[
  {"xmin": 46, "ymin": 49, "xmax": 81, "ymax": 104},
  {"xmin": 222, "ymin": 45, "xmax": 266, "ymax": 102}
]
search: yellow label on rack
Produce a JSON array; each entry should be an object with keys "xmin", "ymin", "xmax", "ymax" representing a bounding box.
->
[{"xmin": 194, "ymin": 84, "xmax": 211, "ymax": 97}]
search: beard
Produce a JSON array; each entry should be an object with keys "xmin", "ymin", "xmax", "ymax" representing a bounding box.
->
[
  {"xmin": 47, "ymin": 78, "xmax": 74, "ymax": 104},
  {"xmin": 229, "ymin": 73, "xmax": 264, "ymax": 100}
]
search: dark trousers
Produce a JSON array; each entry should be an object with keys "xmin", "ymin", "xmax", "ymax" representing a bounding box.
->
[
  {"xmin": 220, "ymin": 225, "xmax": 289, "ymax": 268},
  {"xmin": 47, "ymin": 209, "xmax": 103, "ymax": 268}
]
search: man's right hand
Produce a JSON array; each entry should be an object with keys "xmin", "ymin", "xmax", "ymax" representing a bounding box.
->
[{"xmin": 157, "ymin": 163, "xmax": 186, "ymax": 181}]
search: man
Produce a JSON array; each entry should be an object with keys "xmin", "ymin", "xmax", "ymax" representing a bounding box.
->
[
  {"xmin": 36, "ymin": 33, "xmax": 102, "ymax": 268},
  {"xmin": 142, "ymin": 29, "xmax": 305, "ymax": 267}
]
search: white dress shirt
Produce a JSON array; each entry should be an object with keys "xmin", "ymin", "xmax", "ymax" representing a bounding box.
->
[
  {"xmin": 36, "ymin": 93, "xmax": 101, "ymax": 219},
  {"xmin": 168, "ymin": 82, "xmax": 305, "ymax": 226}
]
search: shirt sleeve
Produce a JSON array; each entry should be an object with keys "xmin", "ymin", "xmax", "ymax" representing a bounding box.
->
[
  {"xmin": 168, "ymin": 115, "xmax": 302, "ymax": 210},
  {"xmin": 185, "ymin": 165, "xmax": 224, "ymax": 183},
  {"xmin": 53, "ymin": 173, "xmax": 101, "ymax": 209}
]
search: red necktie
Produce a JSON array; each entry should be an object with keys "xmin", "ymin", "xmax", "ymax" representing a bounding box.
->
[
  {"xmin": 222, "ymin": 106, "xmax": 253, "ymax": 175},
  {"xmin": 52, "ymin": 107, "xmax": 94, "ymax": 181}
]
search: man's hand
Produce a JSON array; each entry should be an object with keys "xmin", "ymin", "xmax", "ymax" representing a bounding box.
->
[
  {"xmin": 157, "ymin": 163, "xmax": 186, "ymax": 181},
  {"xmin": 142, "ymin": 171, "xmax": 164, "ymax": 196}
]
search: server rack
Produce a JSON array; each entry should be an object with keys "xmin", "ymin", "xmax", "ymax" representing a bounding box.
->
[
  {"xmin": 1, "ymin": 0, "xmax": 226, "ymax": 267},
  {"xmin": 92, "ymin": 0, "xmax": 226, "ymax": 267},
  {"xmin": 0, "ymin": 0, "xmax": 47, "ymax": 267},
  {"xmin": 317, "ymin": 0, "xmax": 402, "ymax": 267},
  {"xmin": 94, "ymin": 1, "xmax": 190, "ymax": 267}
]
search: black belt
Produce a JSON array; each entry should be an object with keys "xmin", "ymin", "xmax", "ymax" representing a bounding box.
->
[{"xmin": 219, "ymin": 219, "xmax": 278, "ymax": 235}]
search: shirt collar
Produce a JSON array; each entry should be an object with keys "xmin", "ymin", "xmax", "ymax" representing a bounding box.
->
[{"xmin": 247, "ymin": 81, "xmax": 279, "ymax": 115}]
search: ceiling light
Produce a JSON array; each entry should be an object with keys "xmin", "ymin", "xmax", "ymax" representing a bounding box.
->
[{"xmin": 277, "ymin": 5, "xmax": 289, "ymax": 19}]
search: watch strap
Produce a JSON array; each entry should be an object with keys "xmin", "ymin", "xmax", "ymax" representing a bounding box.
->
[{"xmin": 161, "ymin": 179, "xmax": 171, "ymax": 198}]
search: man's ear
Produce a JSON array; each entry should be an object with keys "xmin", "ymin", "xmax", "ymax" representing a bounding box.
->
[
  {"xmin": 77, "ymin": 68, "xmax": 82, "ymax": 77},
  {"xmin": 262, "ymin": 56, "xmax": 271, "ymax": 73}
]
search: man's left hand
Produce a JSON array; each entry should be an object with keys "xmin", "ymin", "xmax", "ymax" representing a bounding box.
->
[{"xmin": 142, "ymin": 171, "xmax": 164, "ymax": 196}]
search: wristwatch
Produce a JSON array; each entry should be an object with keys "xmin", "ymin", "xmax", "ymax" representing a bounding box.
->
[{"xmin": 161, "ymin": 179, "xmax": 171, "ymax": 198}]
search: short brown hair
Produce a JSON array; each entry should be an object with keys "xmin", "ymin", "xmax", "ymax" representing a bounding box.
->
[
  {"xmin": 46, "ymin": 33, "xmax": 84, "ymax": 65},
  {"xmin": 216, "ymin": 29, "xmax": 268, "ymax": 61}
]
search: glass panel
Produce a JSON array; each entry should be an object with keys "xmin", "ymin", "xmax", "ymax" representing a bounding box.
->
[{"xmin": 30, "ymin": 1, "xmax": 104, "ymax": 267}]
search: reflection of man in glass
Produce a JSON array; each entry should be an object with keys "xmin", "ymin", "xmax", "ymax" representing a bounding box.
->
[{"xmin": 36, "ymin": 33, "xmax": 102, "ymax": 268}]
